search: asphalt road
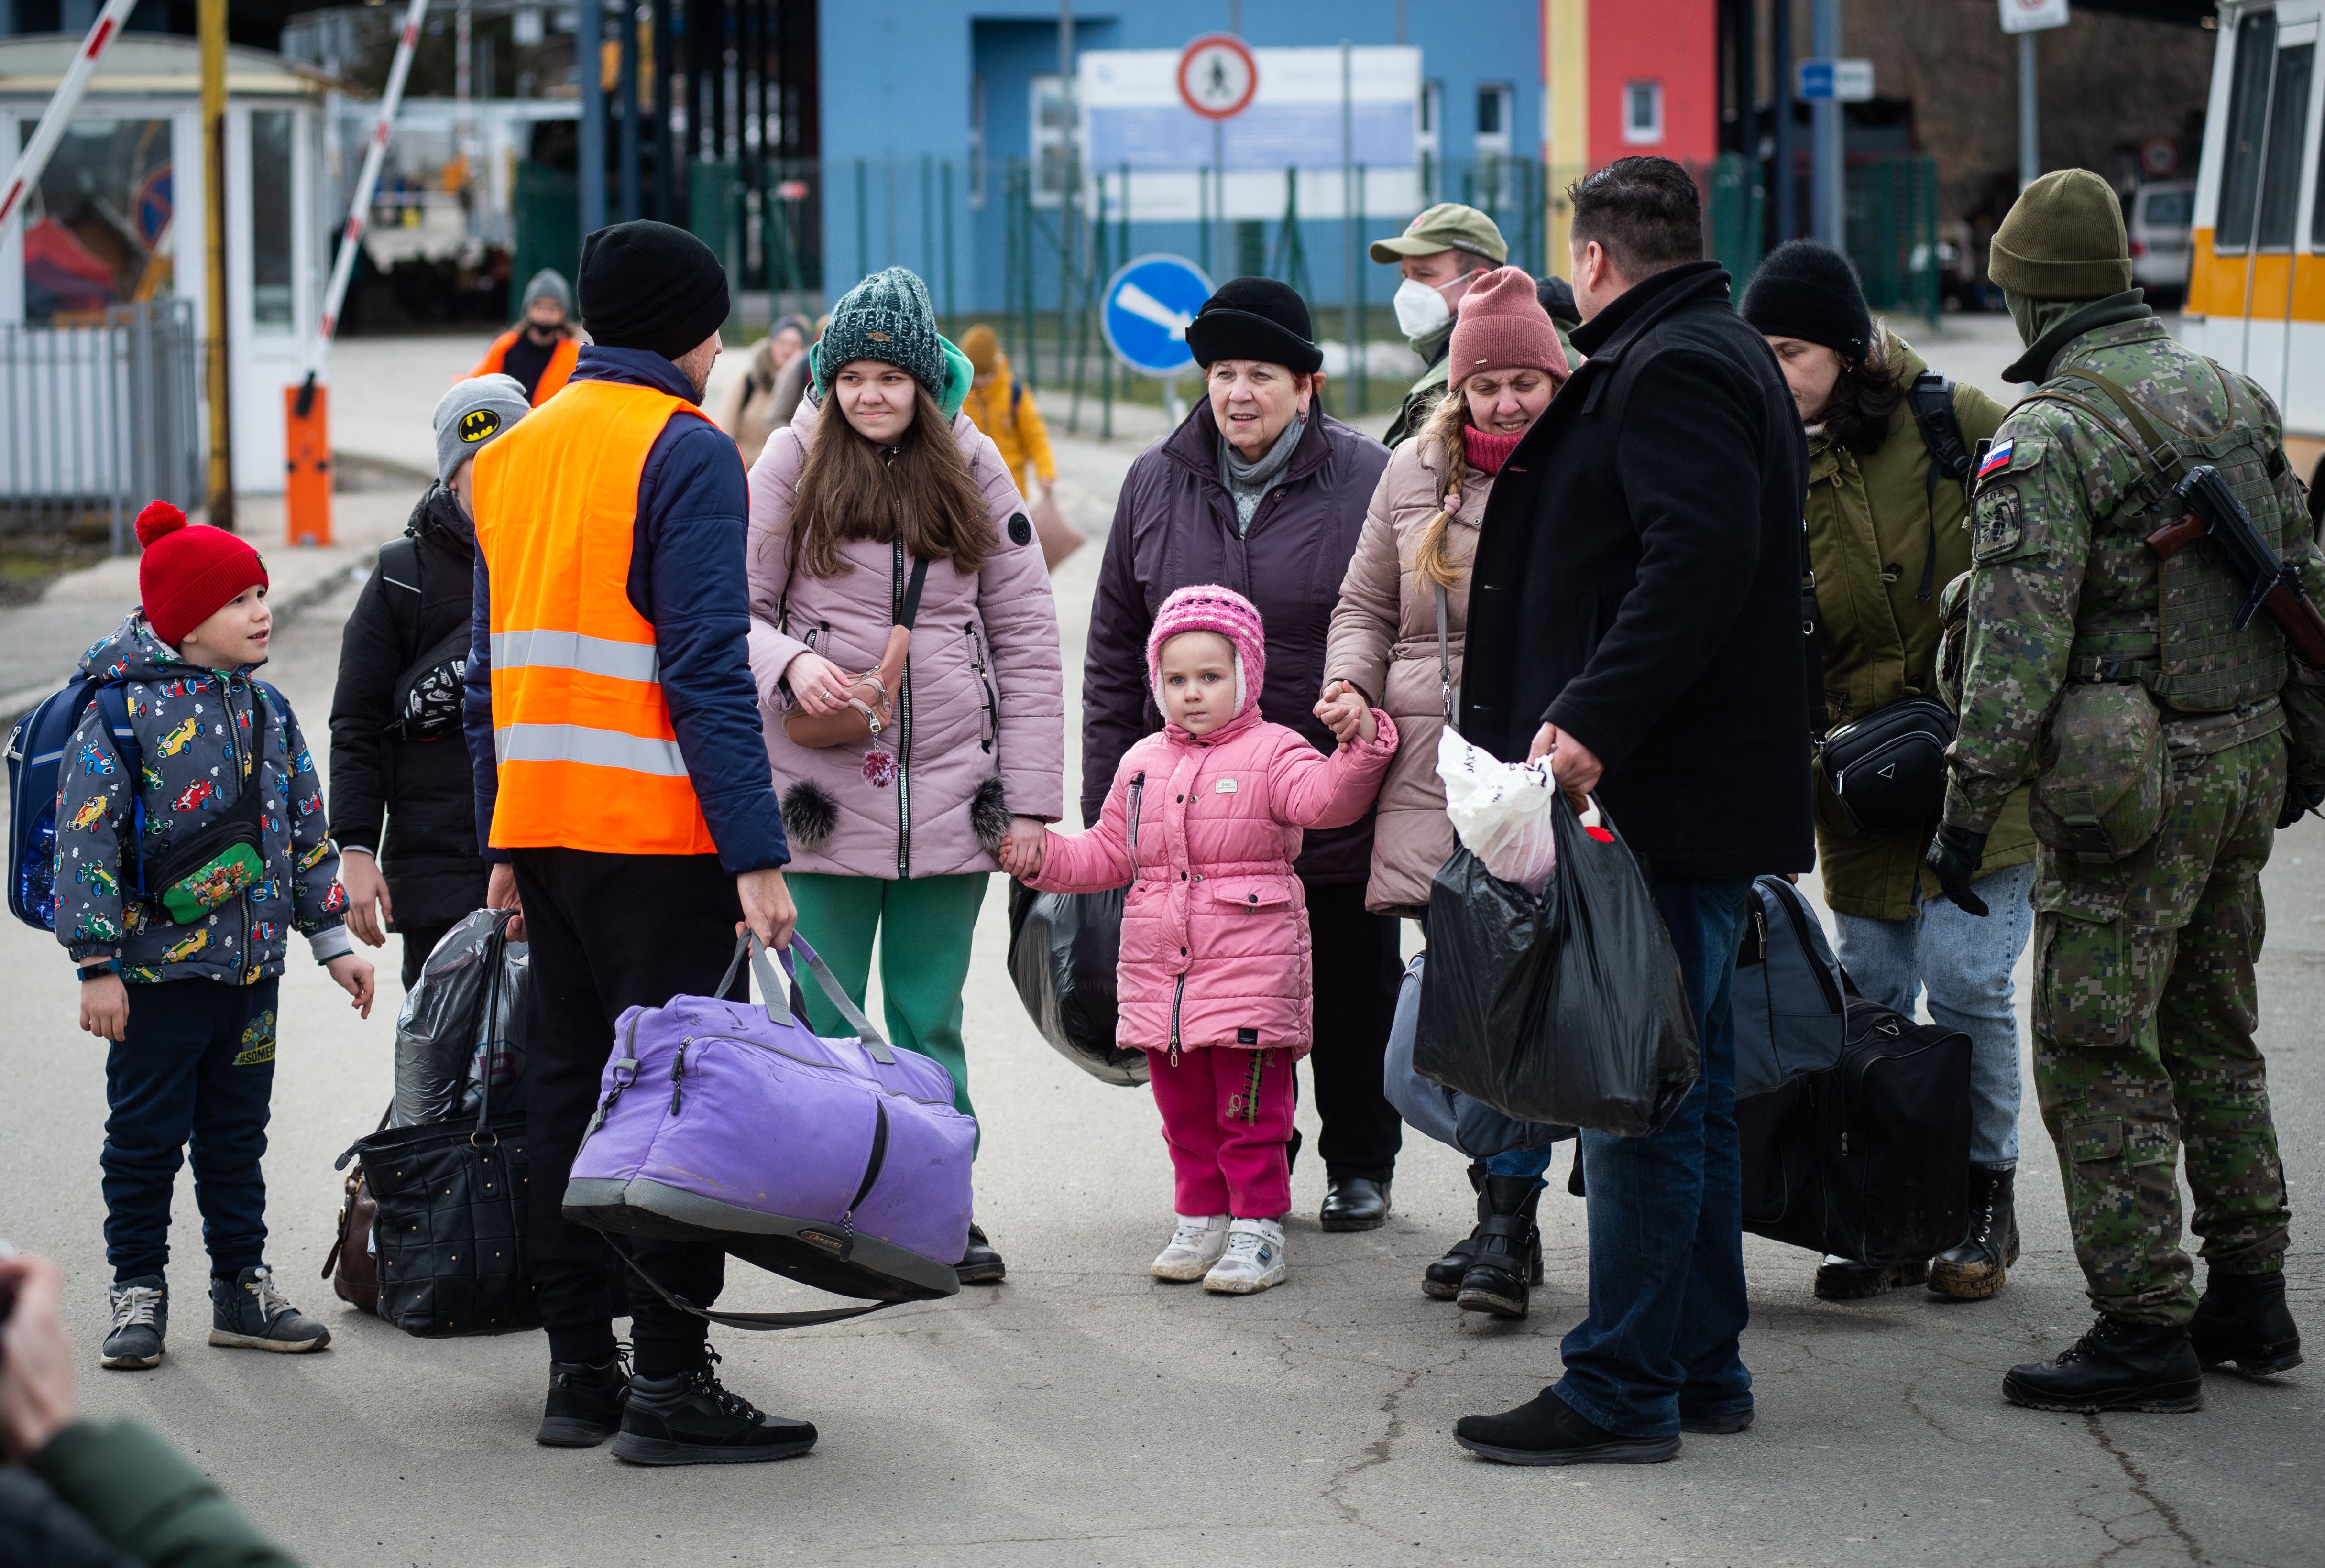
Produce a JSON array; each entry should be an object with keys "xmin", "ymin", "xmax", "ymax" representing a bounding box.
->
[{"xmin": 1, "ymin": 316, "xmax": 2318, "ymax": 1568}]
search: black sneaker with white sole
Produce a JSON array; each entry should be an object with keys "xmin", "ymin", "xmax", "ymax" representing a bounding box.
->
[
  {"xmin": 208, "ymin": 1265, "xmax": 331, "ymax": 1353},
  {"xmin": 101, "ymin": 1276, "xmax": 168, "ymax": 1370},
  {"xmin": 611, "ymin": 1356, "xmax": 818, "ymax": 1466}
]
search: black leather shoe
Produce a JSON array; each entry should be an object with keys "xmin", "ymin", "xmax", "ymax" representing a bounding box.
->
[
  {"xmin": 1814, "ymin": 1254, "xmax": 1929, "ymax": 1301},
  {"xmin": 612, "ymin": 1357, "xmax": 818, "ymax": 1465},
  {"xmin": 1455, "ymin": 1387, "xmax": 1679, "ymax": 1466},
  {"xmin": 1929, "ymin": 1163, "xmax": 2019, "ymax": 1301},
  {"xmin": 955, "ymin": 1222, "xmax": 1006, "ymax": 1285},
  {"xmin": 1320, "ymin": 1176, "xmax": 1391, "ymax": 1232},
  {"xmin": 536, "ymin": 1353, "xmax": 629, "ymax": 1447},
  {"xmin": 2003, "ymin": 1315, "xmax": 2203, "ymax": 1414},
  {"xmin": 1423, "ymin": 1165, "xmax": 1489, "ymax": 1300},
  {"xmin": 2191, "ymin": 1269, "xmax": 2303, "ymax": 1376},
  {"xmin": 1456, "ymin": 1175, "xmax": 1544, "ymax": 1319}
]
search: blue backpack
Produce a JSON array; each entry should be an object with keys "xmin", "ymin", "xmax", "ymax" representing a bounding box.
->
[{"xmin": 5, "ymin": 676, "xmax": 147, "ymax": 931}]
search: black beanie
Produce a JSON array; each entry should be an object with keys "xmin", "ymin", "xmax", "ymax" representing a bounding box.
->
[
  {"xmin": 578, "ymin": 220, "xmax": 730, "ymax": 361},
  {"xmin": 1185, "ymin": 277, "xmax": 1325, "ymax": 375},
  {"xmin": 1739, "ymin": 240, "xmax": 1874, "ymax": 360}
]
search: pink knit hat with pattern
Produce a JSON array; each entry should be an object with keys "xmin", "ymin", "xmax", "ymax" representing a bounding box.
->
[
  {"xmin": 1147, "ymin": 584, "xmax": 1266, "ymax": 721},
  {"xmin": 1448, "ymin": 266, "xmax": 1569, "ymax": 384}
]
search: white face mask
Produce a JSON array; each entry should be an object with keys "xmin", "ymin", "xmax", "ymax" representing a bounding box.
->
[{"xmin": 1393, "ymin": 275, "xmax": 1457, "ymax": 338}]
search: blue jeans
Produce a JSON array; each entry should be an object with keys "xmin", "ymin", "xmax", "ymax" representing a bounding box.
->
[
  {"xmin": 1831, "ymin": 862, "xmax": 2033, "ymax": 1167},
  {"xmin": 1555, "ymin": 877, "xmax": 1754, "ymax": 1439},
  {"xmin": 1484, "ymin": 1145, "xmax": 1557, "ymax": 1185}
]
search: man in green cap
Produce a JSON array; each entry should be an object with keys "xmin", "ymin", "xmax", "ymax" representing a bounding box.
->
[
  {"xmin": 1374, "ymin": 203, "xmax": 1519, "ymax": 447},
  {"xmin": 1931, "ymin": 168, "xmax": 2321, "ymax": 1412}
]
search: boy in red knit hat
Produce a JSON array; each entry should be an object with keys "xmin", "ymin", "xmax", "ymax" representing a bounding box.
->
[{"xmin": 53, "ymin": 501, "xmax": 374, "ymax": 1372}]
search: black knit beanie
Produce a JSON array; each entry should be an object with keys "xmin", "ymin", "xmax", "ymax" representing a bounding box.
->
[
  {"xmin": 1739, "ymin": 240, "xmax": 1874, "ymax": 359},
  {"xmin": 578, "ymin": 220, "xmax": 730, "ymax": 361},
  {"xmin": 1185, "ymin": 277, "xmax": 1325, "ymax": 374}
]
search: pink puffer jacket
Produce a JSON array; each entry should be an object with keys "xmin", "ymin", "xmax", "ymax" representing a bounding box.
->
[
  {"xmin": 1028, "ymin": 705, "xmax": 1396, "ymax": 1057},
  {"xmin": 746, "ymin": 396, "xmax": 1065, "ymax": 878}
]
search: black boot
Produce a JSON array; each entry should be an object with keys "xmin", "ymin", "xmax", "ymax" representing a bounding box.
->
[
  {"xmin": 1814, "ymin": 1255, "xmax": 1928, "ymax": 1301},
  {"xmin": 1456, "ymin": 1175, "xmax": 1544, "ymax": 1319},
  {"xmin": 2190, "ymin": 1269, "xmax": 2303, "ymax": 1376},
  {"xmin": 955, "ymin": 1222, "xmax": 1006, "ymax": 1285},
  {"xmin": 1929, "ymin": 1162, "xmax": 2019, "ymax": 1301},
  {"xmin": 2002, "ymin": 1315, "xmax": 2204, "ymax": 1414},
  {"xmin": 536, "ymin": 1352, "xmax": 630, "ymax": 1447},
  {"xmin": 612, "ymin": 1353, "xmax": 819, "ymax": 1465},
  {"xmin": 1423, "ymin": 1164, "xmax": 1489, "ymax": 1301}
]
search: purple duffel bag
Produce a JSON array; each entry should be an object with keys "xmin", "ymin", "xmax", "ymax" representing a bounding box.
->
[{"xmin": 563, "ymin": 933, "xmax": 973, "ymax": 1328}]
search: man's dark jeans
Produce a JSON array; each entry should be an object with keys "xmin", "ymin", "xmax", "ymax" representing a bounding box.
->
[{"xmin": 1554, "ymin": 876, "xmax": 1754, "ymax": 1437}]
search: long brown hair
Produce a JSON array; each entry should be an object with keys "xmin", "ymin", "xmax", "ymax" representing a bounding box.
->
[
  {"xmin": 1410, "ymin": 383, "xmax": 1486, "ymax": 591},
  {"xmin": 789, "ymin": 384, "xmax": 993, "ymax": 577},
  {"xmin": 1819, "ymin": 332, "xmax": 1903, "ymax": 456}
]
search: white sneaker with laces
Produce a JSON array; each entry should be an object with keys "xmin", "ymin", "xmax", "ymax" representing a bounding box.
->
[
  {"xmin": 1203, "ymin": 1218, "xmax": 1288, "ymax": 1294},
  {"xmin": 1151, "ymin": 1214, "xmax": 1231, "ymax": 1280}
]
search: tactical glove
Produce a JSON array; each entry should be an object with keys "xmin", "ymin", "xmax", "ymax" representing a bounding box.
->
[
  {"xmin": 2277, "ymin": 781, "xmax": 2325, "ymax": 832},
  {"xmin": 1925, "ymin": 824, "xmax": 1991, "ymax": 917}
]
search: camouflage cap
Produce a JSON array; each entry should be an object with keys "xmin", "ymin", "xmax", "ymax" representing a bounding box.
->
[
  {"xmin": 1989, "ymin": 169, "xmax": 2133, "ymax": 301},
  {"xmin": 1370, "ymin": 203, "xmax": 1508, "ymax": 265}
]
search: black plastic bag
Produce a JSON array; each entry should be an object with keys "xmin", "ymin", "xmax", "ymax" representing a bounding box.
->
[
  {"xmin": 1385, "ymin": 952, "xmax": 1573, "ymax": 1157},
  {"xmin": 1006, "ymin": 882, "xmax": 1146, "ymax": 1086},
  {"xmin": 1415, "ymin": 793, "xmax": 1698, "ymax": 1137},
  {"xmin": 392, "ymin": 906, "xmax": 529, "ymax": 1126}
]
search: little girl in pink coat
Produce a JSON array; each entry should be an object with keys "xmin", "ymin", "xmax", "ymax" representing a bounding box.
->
[{"xmin": 1001, "ymin": 586, "xmax": 1395, "ymax": 1293}]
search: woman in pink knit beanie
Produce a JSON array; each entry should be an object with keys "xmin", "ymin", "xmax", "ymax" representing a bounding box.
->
[{"xmin": 1317, "ymin": 263, "xmax": 1573, "ymax": 1320}]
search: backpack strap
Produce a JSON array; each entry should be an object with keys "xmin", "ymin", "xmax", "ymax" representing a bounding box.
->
[
  {"xmin": 1906, "ymin": 372, "xmax": 1972, "ymax": 605},
  {"xmin": 376, "ymin": 535, "xmax": 425, "ymax": 665},
  {"xmin": 91, "ymin": 682, "xmax": 148, "ymax": 899}
]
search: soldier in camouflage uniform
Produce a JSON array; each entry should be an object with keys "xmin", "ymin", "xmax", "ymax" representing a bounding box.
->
[{"xmin": 1929, "ymin": 170, "xmax": 2314, "ymax": 1413}]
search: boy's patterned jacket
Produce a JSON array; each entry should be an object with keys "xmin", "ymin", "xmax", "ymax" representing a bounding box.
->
[{"xmin": 53, "ymin": 612, "xmax": 351, "ymax": 984}]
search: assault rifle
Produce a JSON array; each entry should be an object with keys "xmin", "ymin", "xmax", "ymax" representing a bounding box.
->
[{"xmin": 2143, "ymin": 463, "xmax": 2325, "ymax": 670}]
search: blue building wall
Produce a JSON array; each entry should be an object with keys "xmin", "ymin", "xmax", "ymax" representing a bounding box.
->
[{"xmin": 814, "ymin": 0, "xmax": 1541, "ymax": 316}]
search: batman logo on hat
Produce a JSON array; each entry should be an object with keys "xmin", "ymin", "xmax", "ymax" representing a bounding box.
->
[{"xmin": 459, "ymin": 408, "xmax": 502, "ymax": 444}]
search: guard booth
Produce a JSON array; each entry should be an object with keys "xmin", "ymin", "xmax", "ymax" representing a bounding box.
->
[{"xmin": 0, "ymin": 33, "xmax": 334, "ymax": 512}]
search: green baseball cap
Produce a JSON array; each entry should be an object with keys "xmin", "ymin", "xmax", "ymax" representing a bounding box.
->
[{"xmin": 1369, "ymin": 203, "xmax": 1508, "ymax": 265}]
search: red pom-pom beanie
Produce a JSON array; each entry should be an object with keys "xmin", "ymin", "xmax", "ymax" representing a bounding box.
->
[{"xmin": 135, "ymin": 501, "xmax": 268, "ymax": 647}]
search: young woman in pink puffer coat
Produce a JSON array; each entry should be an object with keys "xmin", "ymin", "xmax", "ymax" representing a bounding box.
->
[
  {"xmin": 1002, "ymin": 586, "xmax": 1394, "ymax": 1295},
  {"xmin": 746, "ymin": 267, "xmax": 1064, "ymax": 1285}
]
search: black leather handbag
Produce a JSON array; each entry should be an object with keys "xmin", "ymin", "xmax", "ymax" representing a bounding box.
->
[
  {"xmin": 335, "ymin": 913, "xmax": 539, "ymax": 1336},
  {"xmin": 1817, "ymin": 697, "xmax": 1955, "ymax": 835}
]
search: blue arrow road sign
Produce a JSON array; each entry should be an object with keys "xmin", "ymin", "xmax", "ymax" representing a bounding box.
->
[{"xmin": 1102, "ymin": 254, "xmax": 1214, "ymax": 377}]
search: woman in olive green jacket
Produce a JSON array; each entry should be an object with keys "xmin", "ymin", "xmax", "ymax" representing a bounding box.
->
[{"xmin": 1744, "ymin": 241, "xmax": 2036, "ymax": 1308}]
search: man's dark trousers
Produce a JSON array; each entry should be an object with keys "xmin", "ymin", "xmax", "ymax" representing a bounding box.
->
[
  {"xmin": 1302, "ymin": 878, "xmax": 1404, "ymax": 1183},
  {"xmin": 514, "ymin": 846, "xmax": 743, "ymax": 1377},
  {"xmin": 1556, "ymin": 877, "xmax": 1755, "ymax": 1437}
]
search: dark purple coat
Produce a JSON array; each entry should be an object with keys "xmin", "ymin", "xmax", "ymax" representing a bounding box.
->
[{"xmin": 1083, "ymin": 400, "xmax": 1392, "ymax": 883}]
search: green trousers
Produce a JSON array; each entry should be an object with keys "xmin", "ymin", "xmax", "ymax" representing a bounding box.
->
[{"xmin": 786, "ymin": 872, "xmax": 988, "ymax": 1125}]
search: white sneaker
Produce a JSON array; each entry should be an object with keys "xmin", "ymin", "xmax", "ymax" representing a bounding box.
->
[
  {"xmin": 1203, "ymin": 1218, "xmax": 1288, "ymax": 1295},
  {"xmin": 1152, "ymin": 1214, "xmax": 1231, "ymax": 1281}
]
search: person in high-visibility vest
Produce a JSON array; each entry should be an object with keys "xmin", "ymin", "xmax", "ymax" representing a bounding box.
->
[
  {"xmin": 466, "ymin": 268, "xmax": 581, "ymax": 404},
  {"xmin": 462, "ymin": 220, "xmax": 811, "ymax": 1466}
]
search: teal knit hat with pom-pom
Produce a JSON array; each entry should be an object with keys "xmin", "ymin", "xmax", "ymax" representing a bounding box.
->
[{"xmin": 816, "ymin": 266, "xmax": 945, "ymax": 399}]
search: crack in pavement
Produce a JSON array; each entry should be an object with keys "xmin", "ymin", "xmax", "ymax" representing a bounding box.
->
[{"xmin": 2079, "ymin": 1414, "xmax": 2209, "ymax": 1566}]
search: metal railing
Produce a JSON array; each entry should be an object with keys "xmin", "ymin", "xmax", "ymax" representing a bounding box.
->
[{"xmin": 1, "ymin": 301, "xmax": 203, "ymax": 556}]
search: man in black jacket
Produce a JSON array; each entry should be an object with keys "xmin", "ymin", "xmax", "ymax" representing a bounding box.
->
[
  {"xmin": 330, "ymin": 374, "xmax": 530, "ymax": 987},
  {"xmin": 1452, "ymin": 157, "xmax": 1812, "ymax": 1464}
]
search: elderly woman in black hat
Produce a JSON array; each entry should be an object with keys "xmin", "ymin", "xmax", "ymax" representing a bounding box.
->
[{"xmin": 1081, "ymin": 277, "xmax": 1406, "ymax": 1232}]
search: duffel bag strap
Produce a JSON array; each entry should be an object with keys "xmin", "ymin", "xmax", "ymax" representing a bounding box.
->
[
  {"xmin": 718, "ymin": 931, "xmax": 897, "ymax": 1064},
  {"xmin": 604, "ymin": 1232, "xmax": 896, "ymax": 1331}
]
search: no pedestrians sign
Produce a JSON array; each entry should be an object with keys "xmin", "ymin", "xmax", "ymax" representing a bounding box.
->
[{"xmin": 1178, "ymin": 34, "xmax": 1258, "ymax": 122}]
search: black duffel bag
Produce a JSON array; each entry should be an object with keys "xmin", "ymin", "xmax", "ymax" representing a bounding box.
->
[
  {"xmin": 336, "ymin": 911, "xmax": 540, "ymax": 1336},
  {"xmin": 1817, "ymin": 696, "xmax": 1954, "ymax": 835}
]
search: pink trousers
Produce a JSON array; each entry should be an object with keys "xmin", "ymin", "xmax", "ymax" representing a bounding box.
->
[{"xmin": 1144, "ymin": 1046, "xmax": 1296, "ymax": 1220}]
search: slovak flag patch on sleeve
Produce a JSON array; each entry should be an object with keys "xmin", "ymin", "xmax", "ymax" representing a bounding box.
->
[{"xmin": 1976, "ymin": 437, "xmax": 2015, "ymax": 482}]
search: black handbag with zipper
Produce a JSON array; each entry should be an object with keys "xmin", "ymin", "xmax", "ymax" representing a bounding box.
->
[{"xmin": 1817, "ymin": 696, "xmax": 1955, "ymax": 836}]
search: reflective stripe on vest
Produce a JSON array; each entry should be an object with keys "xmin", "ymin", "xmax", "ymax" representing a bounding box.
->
[{"xmin": 471, "ymin": 376, "xmax": 720, "ymax": 856}]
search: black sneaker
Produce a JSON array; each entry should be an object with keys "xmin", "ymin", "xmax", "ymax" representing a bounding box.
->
[
  {"xmin": 101, "ymin": 1276, "xmax": 167, "ymax": 1370},
  {"xmin": 612, "ymin": 1355, "xmax": 818, "ymax": 1466},
  {"xmin": 1678, "ymin": 1397, "xmax": 1755, "ymax": 1435},
  {"xmin": 1454, "ymin": 1387, "xmax": 1680, "ymax": 1465},
  {"xmin": 208, "ymin": 1265, "xmax": 330, "ymax": 1353},
  {"xmin": 2003, "ymin": 1315, "xmax": 2203, "ymax": 1414},
  {"xmin": 955, "ymin": 1222, "xmax": 1006, "ymax": 1285},
  {"xmin": 537, "ymin": 1351, "xmax": 631, "ymax": 1447}
]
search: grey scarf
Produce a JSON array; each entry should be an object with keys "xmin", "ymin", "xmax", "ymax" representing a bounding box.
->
[{"xmin": 1217, "ymin": 414, "xmax": 1306, "ymax": 533}]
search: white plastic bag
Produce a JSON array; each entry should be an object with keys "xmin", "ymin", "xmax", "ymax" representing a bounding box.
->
[{"xmin": 1436, "ymin": 728, "xmax": 1561, "ymax": 895}]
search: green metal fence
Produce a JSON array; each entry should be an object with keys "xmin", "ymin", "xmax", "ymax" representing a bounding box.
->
[
  {"xmin": 1843, "ymin": 155, "xmax": 1942, "ymax": 321},
  {"xmin": 511, "ymin": 163, "xmax": 578, "ymax": 309}
]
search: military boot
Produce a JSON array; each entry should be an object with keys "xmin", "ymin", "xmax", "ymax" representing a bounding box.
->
[
  {"xmin": 1423, "ymin": 1164, "xmax": 1489, "ymax": 1300},
  {"xmin": 1456, "ymin": 1175, "xmax": 1545, "ymax": 1319},
  {"xmin": 2190, "ymin": 1269, "xmax": 2303, "ymax": 1377},
  {"xmin": 1929, "ymin": 1163, "xmax": 2019, "ymax": 1301},
  {"xmin": 2003, "ymin": 1315, "xmax": 2203, "ymax": 1413}
]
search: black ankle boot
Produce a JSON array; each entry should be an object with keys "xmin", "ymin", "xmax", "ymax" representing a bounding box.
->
[
  {"xmin": 537, "ymin": 1352, "xmax": 630, "ymax": 1447},
  {"xmin": 2003, "ymin": 1315, "xmax": 2204, "ymax": 1413},
  {"xmin": 1929, "ymin": 1162, "xmax": 2019, "ymax": 1301},
  {"xmin": 1424, "ymin": 1164, "xmax": 1489, "ymax": 1301},
  {"xmin": 2191, "ymin": 1269, "xmax": 2303, "ymax": 1376},
  {"xmin": 1456, "ymin": 1175, "xmax": 1544, "ymax": 1319}
]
